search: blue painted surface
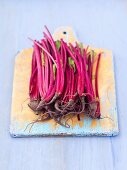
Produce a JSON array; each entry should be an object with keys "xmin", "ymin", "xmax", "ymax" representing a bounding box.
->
[{"xmin": 0, "ymin": 0, "xmax": 127, "ymax": 169}]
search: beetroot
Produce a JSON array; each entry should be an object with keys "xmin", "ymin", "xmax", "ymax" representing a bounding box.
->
[{"xmin": 28, "ymin": 26, "xmax": 101, "ymax": 128}]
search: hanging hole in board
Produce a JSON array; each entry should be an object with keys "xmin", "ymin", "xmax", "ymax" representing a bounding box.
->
[{"xmin": 63, "ymin": 31, "xmax": 67, "ymax": 35}]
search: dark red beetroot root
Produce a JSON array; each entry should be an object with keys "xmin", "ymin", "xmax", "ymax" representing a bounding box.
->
[{"xmin": 28, "ymin": 26, "xmax": 102, "ymax": 128}]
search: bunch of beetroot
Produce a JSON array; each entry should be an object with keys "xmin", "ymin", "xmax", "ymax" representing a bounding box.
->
[{"xmin": 28, "ymin": 26, "xmax": 101, "ymax": 128}]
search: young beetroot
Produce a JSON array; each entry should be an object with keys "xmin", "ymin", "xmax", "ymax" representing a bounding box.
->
[{"xmin": 28, "ymin": 26, "xmax": 102, "ymax": 128}]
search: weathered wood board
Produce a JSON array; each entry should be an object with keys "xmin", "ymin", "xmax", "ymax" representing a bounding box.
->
[{"xmin": 10, "ymin": 27, "xmax": 119, "ymax": 137}]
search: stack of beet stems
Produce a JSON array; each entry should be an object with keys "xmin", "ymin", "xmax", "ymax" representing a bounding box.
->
[{"xmin": 28, "ymin": 26, "xmax": 101, "ymax": 128}]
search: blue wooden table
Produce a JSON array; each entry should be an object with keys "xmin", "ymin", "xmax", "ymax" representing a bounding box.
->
[{"xmin": 0, "ymin": 1, "xmax": 127, "ymax": 169}]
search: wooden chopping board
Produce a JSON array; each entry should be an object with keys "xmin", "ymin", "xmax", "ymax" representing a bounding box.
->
[{"xmin": 10, "ymin": 27, "xmax": 119, "ymax": 137}]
